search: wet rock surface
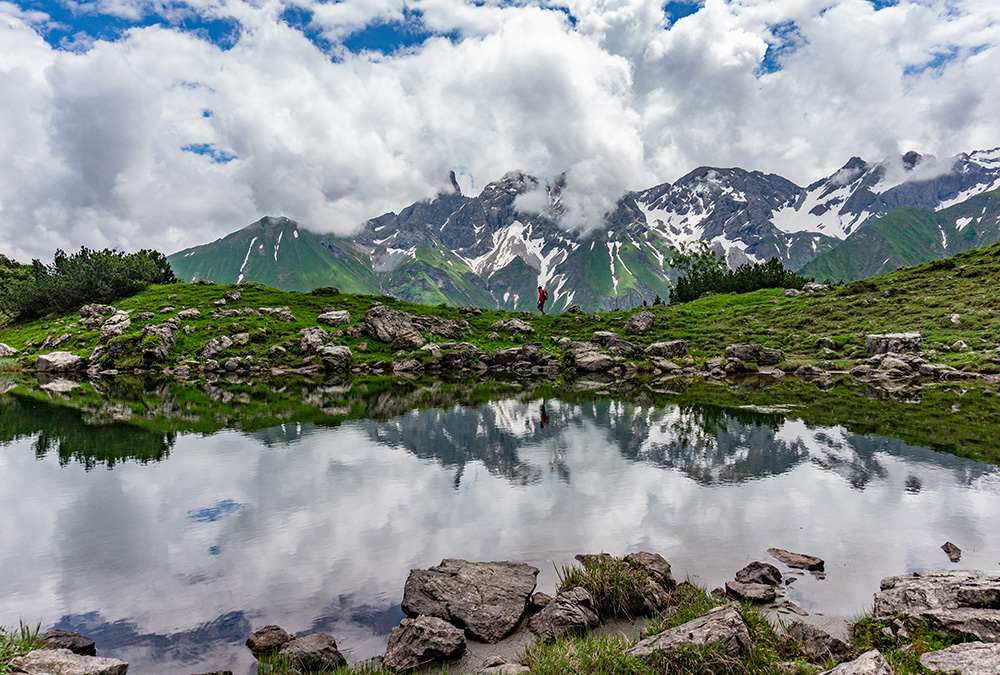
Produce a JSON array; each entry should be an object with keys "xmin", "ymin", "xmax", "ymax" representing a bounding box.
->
[
  {"xmin": 401, "ymin": 559, "xmax": 539, "ymax": 643},
  {"xmin": 13, "ymin": 648, "xmax": 128, "ymax": 675},
  {"xmin": 735, "ymin": 561, "xmax": 782, "ymax": 586},
  {"xmin": 40, "ymin": 630, "xmax": 96, "ymax": 656},
  {"xmin": 384, "ymin": 616, "xmax": 467, "ymax": 672},
  {"xmin": 768, "ymin": 548, "xmax": 825, "ymax": 571},
  {"xmin": 725, "ymin": 580, "xmax": 776, "ymax": 603},
  {"xmin": 874, "ymin": 569, "xmax": 1000, "ymax": 641}
]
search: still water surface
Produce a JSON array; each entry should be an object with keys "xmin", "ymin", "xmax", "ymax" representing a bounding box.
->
[{"xmin": 2, "ymin": 394, "xmax": 1000, "ymax": 674}]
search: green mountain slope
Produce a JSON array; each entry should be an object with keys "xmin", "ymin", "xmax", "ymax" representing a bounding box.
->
[
  {"xmin": 168, "ymin": 217, "xmax": 382, "ymax": 294},
  {"xmin": 799, "ymin": 191, "xmax": 1000, "ymax": 282}
]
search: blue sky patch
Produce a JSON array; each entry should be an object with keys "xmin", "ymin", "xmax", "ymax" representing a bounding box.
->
[
  {"xmin": 182, "ymin": 144, "xmax": 237, "ymax": 164},
  {"xmin": 663, "ymin": 0, "xmax": 702, "ymax": 23},
  {"xmin": 903, "ymin": 45, "xmax": 961, "ymax": 77},
  {"xmin": 867, "ymin": 0, "xmax": 898, "ymax": 9},
  {"xmin": 758, "ymin": 21, "xmax": 804, "ymax": 76},
  {"xmin": 187, "ymin": 498, "xmax": 244, "ymax": 522},
  {"xmin": 14, "ymin": 0, "xmax": 240, "ymax": 51},
  {"xmin": 342, "ymin": 9, "xmax": 455, "ymax": 55}
]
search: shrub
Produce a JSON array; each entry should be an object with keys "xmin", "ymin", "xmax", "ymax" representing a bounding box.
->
[{"xmin": 668, "ymin": 245, "xmax": 810, "ymax": 303}]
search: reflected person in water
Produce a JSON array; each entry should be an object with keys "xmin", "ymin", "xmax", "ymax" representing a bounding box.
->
[{"xmin": 540, "ymin": 401, "xmax": 550, "ymax": 428}]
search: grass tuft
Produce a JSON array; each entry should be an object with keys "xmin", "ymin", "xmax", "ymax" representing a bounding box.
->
[
  {"xmin": 557, "ymin": 554, "xmax": 661, "ymax": 619},
  {"xmin": 0, "ymin": 622, "xmax": 42, "ymax": 673}
]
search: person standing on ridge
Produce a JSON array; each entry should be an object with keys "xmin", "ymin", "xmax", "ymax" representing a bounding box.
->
[{"xmin": 537, "ymin": 285, "xmax": 549, "ymax": 315}]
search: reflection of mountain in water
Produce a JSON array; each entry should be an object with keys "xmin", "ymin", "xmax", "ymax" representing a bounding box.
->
[
  {"xmin": 359, "ymin": 398, "xmax": 997, "ymax": 489},
  {"xmin": 0, "ymin": 396, "xmax": 174, "ymax": 469}
]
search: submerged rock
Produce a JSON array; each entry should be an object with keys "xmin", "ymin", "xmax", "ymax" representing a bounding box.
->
[
  {"xmin": 768, "ymin": 548, "xmax": 825, "ymax": 571},
  {"xmin": 401, "ymin": 559, "xmax": 539, "ymax": 643}
]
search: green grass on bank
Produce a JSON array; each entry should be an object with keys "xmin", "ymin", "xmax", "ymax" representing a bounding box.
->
[
  {"xmin": 2, "ymin": 243, "xmax": 1000, "ymax": 376},
  {"xmin": 0, "ymin": 622, "xmax": 42, "ymax": 674}
]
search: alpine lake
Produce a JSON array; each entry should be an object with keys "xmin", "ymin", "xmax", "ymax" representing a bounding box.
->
[{"xmin": 2, "ymin": 371, "xmax": 1000, "ymax": 674}]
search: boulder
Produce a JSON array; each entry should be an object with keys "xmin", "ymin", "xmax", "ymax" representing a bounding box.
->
[
  {"xmin": 725, "ymin": 581, "xmax": 776, "ymax": 603},
  {"xmin": 768, "ymin": 548, "xmax": 824, "ymax": 571},
  {"xmin": 816, "ymin": 337, "xmax": 838, "ymax": 350},
  {"xmin": 40, "ymin": 630, "xmax": 96, "ymax": 656},
  {"xmin": 735, "ymin": 562, "xmax": 782, "ymax": 586},
  {"xmin": 277, "ymin": 633, "xmax": 346, "ymax": 671},
  {"xmin": 141, "ymin": 323, "xmax": 177, "ymax": 364},
  {"xmin": 319, "ymin": 345, "xmax": 354, "ymax": 372},
  {"xmin": 819, "ymin": 649, "xmax": 892, "ymax": 675},
  {"xmin": 267, "ymin": 345, "xmax": 286, "ymax": 359},
  {"xmin": 80, "ymin": 303, "xmax": 115, "ymax": 319},
  {"xmin": 564, "ymin": 304, "xmax": 583, "ymax": 314},
  {"xmin": 724, "ymin": 343, "xmax": 782, "ymax": 365},
  {"xmin": 365, "ymin": 305, "xmax": 420, "ymax": 343},
  {"xmin": 318, "ymin": 310, "xmax": 351, "ymax": 326},
  {"xmin": 300, "ymin": 326, "xmax": 329, "ymax": 354},
  {"xmin": 866, "ymin": 332, "xmax": 922, "ymax": 355},
  {"xmin": 794, "ymin": 365, "xmax": 826, "ymax": 377},
  {"xmin": 803, "ymin": 282, "xmax": 830, "ymax": 292},
  {"xmin": 787, "ymin": 621, "xmax": 849, "ymax": 660},
  {"xmin": 528, "ymin": 587, "xmax": 600, "ymax": 643},
  {"xmin": 623, "ymin": 311, "xmax": 655, "ymax": 334},
  {"xmin": 200, "ymin": 335, "xmax": 233, "ymax": 359},
  {"xmin": 873, "ymin": 570, "xmax": 1000, "ymax": 641},
  {"xmin": 223, "ymin": 290, "xmax": 241, "ymax": 301},
  {"xmin": 920, "ymin": 642, "xmax": 1000, "ymax": 675},
  {"xmin": 489, "ymin": 318, "xmax": 536, "ymax": 335},
  {"xmin": 645, "ymin": 340, "xmax": 688, "ymax": 358},
  {"xmin": 232, "ymin": 332, "xmax": 250, "ymax": 346},
  {"xmin": 13, "ymin": 649, "xmax": 127, "ymax": 675},
  {"xmin": 176, "ymin": 308, "xmax": 202, "ymax": 320},
  {"xmin": 392, "ymin": 329, "xmax": 427, "ymax": 351},
  {"xmin": 99, "ymin": 311, "xmax": 132, "ymax": 343},
  {"xmin": 572, "ymin": 351, "xmax": 618, "ymax": 373},
  {"xmin": 414, "ymin": 315, "xmax": 469, "ymax": 340},
  {"xmin": 36, "ymin": 351, "xmax": 85, "ymax": 372},
  {"xmin": 783, "ymin": 289, "xmax": 801, "ymax": 297},
  {"xmin": 0, "ymin": 342, "xmax": 19, "ymax": 357},
  {"xmin": 401, "ymin": 559, "xmax": 539, "ymax": 643},
  {"xmin": 626, "ymin": 605, "xmax": 751, "ymax": 660},
  {"xmin": 383, "ymin": 616, "xmax": 466, "ymax": 672},
  {"xmin": 624, "ymin": 551, "xmax": 675, "ymax": 588},
  {"xmin": 245, "ymin": 625, "xmax": 294, "ymax": 656}
]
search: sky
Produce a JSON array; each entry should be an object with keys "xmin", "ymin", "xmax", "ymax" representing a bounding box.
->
[{"xmin": 0, "ymin": 0, "xmax": 998, "ymax": 262}]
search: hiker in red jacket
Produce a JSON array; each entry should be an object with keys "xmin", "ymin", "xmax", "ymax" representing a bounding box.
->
[{"xmin": 537, "ymin": 285, "xmax": 549, "ymax": 315}]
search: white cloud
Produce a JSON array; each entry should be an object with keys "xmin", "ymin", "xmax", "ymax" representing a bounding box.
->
[{"xmin": 0, "ymin": 0, "xmax": 999, "ymax": 260}]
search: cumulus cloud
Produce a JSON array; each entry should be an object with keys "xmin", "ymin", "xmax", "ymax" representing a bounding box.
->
[{"xmin": 0, "ymin": 0, "xmax": 999, "ymax": 260}]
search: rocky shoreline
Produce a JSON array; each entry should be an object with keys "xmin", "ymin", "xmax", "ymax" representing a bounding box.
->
[
  {"xmin": 2, "ymin": 289, "xmax": 998, "ymax": 386},
  {"xmin": 12, "ymin": 552, "xmax": 1000, "ymax": 675}
]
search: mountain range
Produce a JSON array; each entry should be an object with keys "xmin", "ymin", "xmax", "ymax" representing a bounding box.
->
[{"xmin": 168, "ymin": 148, "xmax": 1000, "ymax": 312}]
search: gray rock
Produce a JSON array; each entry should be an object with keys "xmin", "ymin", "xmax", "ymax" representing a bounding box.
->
[
  {"xmin": 645, "ymin": 340, "xmax": 688, "ymax": 358},
  {"xmin": 13, "ymin": 649, "xmax": 128, "ymax": 675},
  {"xmin": 942, "ymin": 541, "xmax": 962, "ymax": 562},
  {"xmin": 401, "ymin": 559, "xmax": 539, "ymax": 643},
  {"xmin": 203, "ymin": 359, "xmax": 219, "ymax": 371},
  {"xmin": 735, "ymin": 562, "xmax": 782, "ymax": 586},
  {"xmin": 564, "ymin": 304, "xmax": 583, "ymax": 314},
  {"xmin": 623, "ymin": 311, "xmax": 655, "ymax": 334},
  {"xmin": 725, "ymin": 581, "xmax": 776, "ymax": 603},
  {"xmin": 783, "ymin": 289, "xmax": 801, "ymax": 297},
  {"xmin": 949, "ymin": 313, "xmax": 962, "ymax": 326},
  {"xmin": 953, "ymin": 339, "xmax": 969, "ymax": 352},
  {"xmin": 530, "ymin": 592, "xmax": 553, "ymax": 612},
  {"xmin": 40, "ymin": 630, "xmax": 96, "ymax": 656},
  {"xmin": 80, "ymin": 303, "xmax": 115, "ymax": 319},
  {"xmin": 572, "ymin": 351, "xmax": 618, "ymax": 373},
  {"xmin": 142, "ymin": 323, "xmax": 177, "ymax": 364},
  {"xmin": 803, "ymin": 282, "xmax": 831, "ymax": 292},
  {"xmin": 414, "ymin": 315, "xmax": 469, "ymax": 340},
  {"xmin": 489, "ymin": 318, "xmax": 536, "ymax": 335},
  {"xmin": 627, "ymin": 604, "xmax": 751, "ymax": 660},
  {"xmin": 277, "ymin": 633, "xmax": 346, "ymax": 671},
  {"xmin": 816, "ymin": 337, "xmax": 838, "ymax": 350},
  {"xmin": 245, "ymin": 625, "xmax": 293, "ymax": 656},
  {"xmin": 99, "ymin": 311, "xmax": 132, "ymax": 343},
  {"xmin": 476, "ymin": 664, "xmax": 530, "ymax": 675},
  {"xmin": 768, "ymin": 548, "xmax": 824, "ymax": 571},
  {"xmin": 874, "ymin": 569, "xmax": 1000, "ymax": 641},
  {"xmin": 920, "ymin": 642, "xmax": 1000, "ymax": 675},
  {"xmin": 787, "ymin": 620, "xmax": 849, "ymax": 660},
  {"xmin": 625, "ymin": 551, "xmax": 675, "ymax": 588},
  {"xmin": 393, "ymin": 358, "xmax": 423, "ymax": 373},
  {"xmin": 0, "ymin": 342, "xmax": 18, "ymax": 357},
  {"xmin": 794, "ymin": 364, "xmax": 826, "ymax": 377},
  {"xmin": 223, "ymin": 290, "xmax": 241, "ymax": 301},
  {"xmin": 232, "ymin": 332, "xmax": 250, "ymax": 346},
  {"xmin": 365, "ymin": 305, "xmax": 420, "ymax": 344},
  {"xmin": 36, "ymin": 351, "xmax": 85, "ymax": 372},
  {"xmin": 724, "ymin": 343, "xmax": 782, "ymax": 365},
  {"xmin": 299, "ymin": 326, "xmax": 329, "ymax": 354},
  {"xmin": 319, "ymin": 345, "xmax": 353, "ymax": 372},
  {"xmin": 175, "ymin": 308, "xmax": 202, "ymax": 320},
  {"xmin": 866, "ymin": 332, "xmax": 922, "ymax": 354},
  {"xmin": 200, "ymin": 335, "xmax": 233, "ymax": 359},
  {"xmin": 528, "ymin": 587, "xmax": 600, "ymax": 643},
  {"xmin": 392, "ymin": 328, "xmax": 427, "ymax": 351},
  {"xmin": 223, "ymin": 358, "xmax": 239, "ymax": 372},
  {"xmin": 651, "ymin": 357, "xmax": 683, "ymax": 372},
  {"xmin": 318, "ymin": 310, "xmax": 351, "ymax": 326},
  {"xmin": 384, "ymin": 616, "xmax": 465, "ymax": 672},
  {"xmin": 267, "ymin": 345, "xmax": 287, "ymax": 359},
  {"xmin": 819, "ymin": 649, "xmax": 892, "ymax": 675}
]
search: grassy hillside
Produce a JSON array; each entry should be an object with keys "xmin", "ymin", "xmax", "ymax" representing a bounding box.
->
[{"xmin": 800, "ymin": 190, "xmax": 1000, "ymax": 282}]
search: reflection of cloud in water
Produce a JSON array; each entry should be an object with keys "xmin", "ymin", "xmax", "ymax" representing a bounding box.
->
[{"xmin": 0, "ymin": 398, "xmax": 998, "ymax": 674}]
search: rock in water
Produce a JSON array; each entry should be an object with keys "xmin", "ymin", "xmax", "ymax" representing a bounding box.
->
[
  {"xmin": 40, "ymin": 630, "xmax": 96, "ymax": 656},
  {"xmin": 874, "ymin": 570, "xmax": 1000, "ymax": 642},
  {"xmin": 245, "ymin": 625, "xmax": 294, "ymax": 657},
  {"xmin": 36, "ymin": 351, "xmax": 85, "ymax": 372},
  {"xmin": 768, "ymin": 548, "xmax": 825, "ymax": 571},
  {"xmin": 920, "ymin": 642, "xmax": 1000, "ymax": 675},
  {"xmin": 401, "ymin": 559, "xmax": 539, "ymax": 643},
  {"xmin": 626, "ymin": 605, "xmax": 751, "ymax": 660},
  {"xmin": 735, "ymin": 561, "xmax": 782, "ymax": 586},
  {"xmin": 942, "ymin": 541, "xmax": 962, "ymax": 562},
  {"xmin": 383, "ymin": 616, "xmax": 466, "ymax": 672},
  {"xmin": 725, "ymin": 581, "xmax": 776, "ymax": 603},
  {"xmin": 819, "ymin": 649, "xmax": 893, "ymax": 675},
  {"xmin": 528, "ymin": 587, "xmax": 600, "ymax": 643},
  {"xmin": 13, "ymin": 649, "xmax": 128, "ymax": 675},
  {"xmin": 277, "ymin": 633, "xmax": 346, "ymax": 671}
]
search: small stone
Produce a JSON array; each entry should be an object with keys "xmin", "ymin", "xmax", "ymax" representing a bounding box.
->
[
  {"xmin": 941, "ymin": 541, "xmax": 962, "ymax": 562},
  {"xmin": 768, "ymin": 548, "xmax": 824, "ymax": 571},
  {"xmin": 725, "ymin": 580, "xmax": 776, "ymax": 603},
  {"xmin": 819, "ymin": 649, "xmax": 893, "ymax": 675},
  {"xmin": 735, "ymin": 561, "xmax": 782, "ymax": 586},
  {"xmin": 246, "ymin": 625, "xmax": 293, "ymax": 656}
]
